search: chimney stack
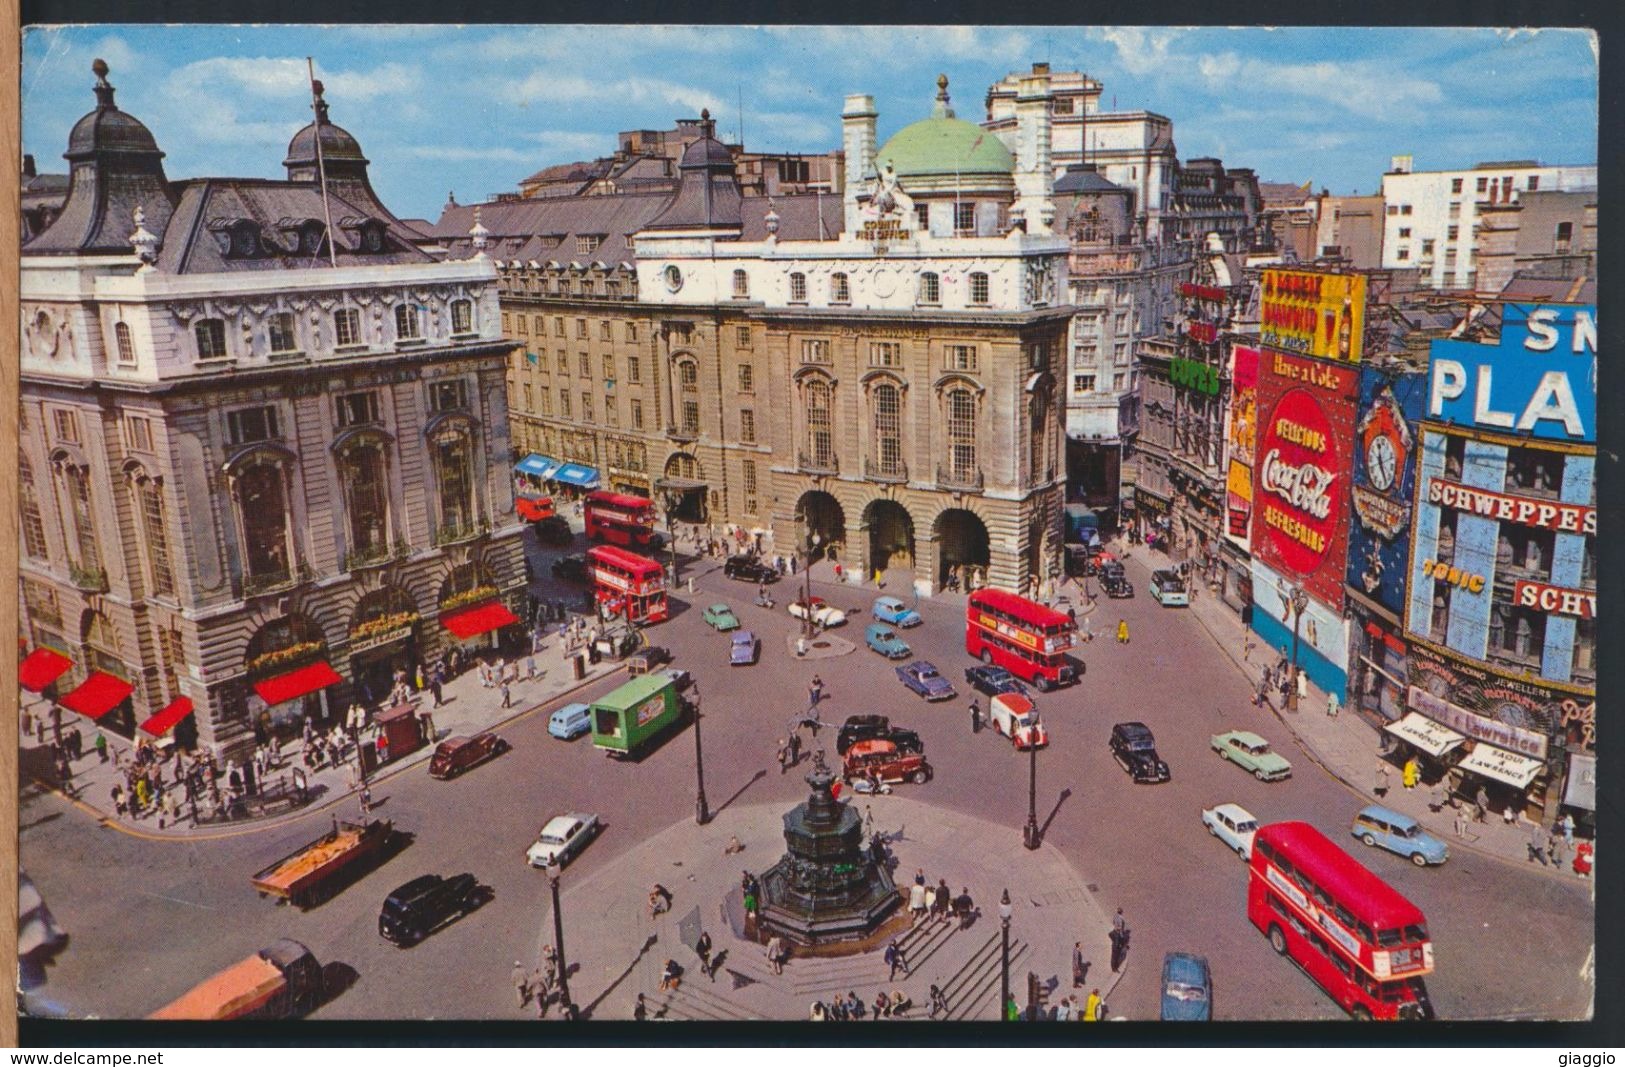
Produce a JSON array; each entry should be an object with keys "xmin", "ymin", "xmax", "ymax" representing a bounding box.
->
[
  {"xmin": 1010, "ymin": 69, "xmax": 1055, "ymax": 234},
  {"xmin": 842, "ymin": 94, "xmax": 877, "ymax": 236}
]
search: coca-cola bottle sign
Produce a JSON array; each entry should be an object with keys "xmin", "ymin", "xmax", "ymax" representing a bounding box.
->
[{"xmin": 1257, "ymin": 386, "xmax": 1340, "ymax": 575}]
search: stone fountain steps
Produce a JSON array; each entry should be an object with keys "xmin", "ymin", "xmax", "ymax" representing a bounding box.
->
[{"xmin": 940, "ymin": 930, "xmax": 1032, "ymax": 1021}]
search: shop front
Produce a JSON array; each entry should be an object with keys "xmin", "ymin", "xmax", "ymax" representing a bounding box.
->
[
  {"xmin": 244, "ymin": 614, "xmax": 340, "ymax": 740},
  {"xmin": 347, "ymin": 590, "xmax": 422, "ymax": 707},
  {"xmin": 1561, "ymin": 753, "xmax": 1595, "ymax": 837},
  {"xmin": 1381, "ymin": 711, "xmax": 1464, "ymax": 787},
  {"xmin": 1348, "ymin": 597, "xmax": 1409, "ymax": 729}
]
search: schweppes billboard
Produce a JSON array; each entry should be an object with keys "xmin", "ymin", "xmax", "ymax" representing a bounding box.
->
[{"xmin": 1261, "ymin": 269, "xmax": 1367, "ymax": 364}]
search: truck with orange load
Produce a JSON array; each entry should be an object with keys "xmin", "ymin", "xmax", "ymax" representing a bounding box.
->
[
  {"xmin": 251, "ymin": 817, "xmax": 399, "ymax": 908},
  {"xmin": 149, "ymin": 939, "xmax": 323, "ymax": 1020}
]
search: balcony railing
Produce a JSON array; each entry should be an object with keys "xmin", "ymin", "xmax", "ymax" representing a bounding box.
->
[
  {"xmin": 666, "ymin": 424, "xmax": 700, "ymax": 443},
  {"xmin": 433, "ymin": 519, "xmax": 488, "ymax": 548},
  {"xmin": 242, "ymin": 568, "xmax": 296, "ymax": 598},
  {"xmin": 68, "ymin": 562, "xmax": 108, "ymax": 593},
  {"xmin": 864, "ymin": 457, "xmax": 909, "ymax": 483},
  {"xmin": 798, "ymin": 451, "xmax": 840, "ymax": 476},
  {"xmin": 343, "ymin": 543, "xmax": 394, "ymax": 571},
  {"xmin": 936, "ymin": 464, "xmax": 985, "ymax": 491}
]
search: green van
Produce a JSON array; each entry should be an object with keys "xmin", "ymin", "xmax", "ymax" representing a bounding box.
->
[{"xmin": 590, "ymin": 673, "xmax": 687, "ymax": 757}]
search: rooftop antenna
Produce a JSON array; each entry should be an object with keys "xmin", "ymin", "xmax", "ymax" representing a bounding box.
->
[
  {"xmin": 737, "ymin": 82, "xmax": 744, "ymax": 148},
  {"xmin": 307, "ymin": 58, "xmax": 339, "ymax": 269}
]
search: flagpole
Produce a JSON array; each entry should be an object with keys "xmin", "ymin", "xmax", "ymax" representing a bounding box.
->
[{"xmin": 308, "ymin": 57, "xmax": 339, "ymax": 269}]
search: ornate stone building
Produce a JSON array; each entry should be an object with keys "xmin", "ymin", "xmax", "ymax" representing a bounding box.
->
[
  {"xmin": 442, "ymin": 74, "xmax": 1072, "ymax": 595},
  {"xmin": 19, "ymin": 63, "xmax": 523, "ymax": 756}
]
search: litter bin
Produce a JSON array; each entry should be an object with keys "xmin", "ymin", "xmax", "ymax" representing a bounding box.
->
[{"xmin": 572, "ymin": 653, "xmax": 586, "ymax": 681}]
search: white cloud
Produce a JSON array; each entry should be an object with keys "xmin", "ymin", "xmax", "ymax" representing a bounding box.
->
[
  {"xmin": 512, "ymin": 70, "xmax": 723, "ymax": 116},
  {"xmin": 1089, "ymin": 27, "xmax": 1189, "ymax": 76},
  {"xmin": 402, "ymin": 145, "xmax": 536, "ymax": 164},
  {"xmin": 518, "ymin": 130, "xmax": 613, "ymax": 157},
  {"xmin": 747, "ymin": 111, "xmax": 833, "ymax": 148}
]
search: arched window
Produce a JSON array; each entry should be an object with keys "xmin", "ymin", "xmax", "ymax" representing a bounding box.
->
[
  {"xmin": 83, "ymin": 611, "xmax": 124, "ymax": 678},
  {"xmin": 114, "ymin": 322, "xmax": 137, "ymax": 365},
  {"xmin": 946, "ymin": 387, "xmax": 977, "ymax": 479},
  {"xmin": 235, "ymin": 462, "xmax": 291, "ymax": 582},
  {"xmin": 678, "ymin": 360, "xmax": 699, "ymax": 386},
  {"xmin": 831, "ymin": 273, "xmax": 850, "ymax": 304},
  {"xmin": 134, "ymin": 477, "xmax": 175, "ymax": 596},
  {"xmin": 20, "ymin": 455, "xmax": 47, "ymax": 560},
  {"xmin": 339, "ymin": 441, "xmax": 391, "ymax": 562},
  {"xmin": 872, "ymin": 383, "xmax": 903, "ymax": 477},
  {"xmin": 969, "ymin": 272, "xmax": 990, "ymax": 305},
  {"xmin": 395, "ymin": 303, "xmax": 422, "ymax": 341},
  {"xmin": 62, "ymin": 464, "xmax": 100, "ymax": 574},
  {"xmin": 194, "ymin": 319, "xmax": 228, "ymax": 361},
  {"xmin": 1029, "ymin": 390, "xmax": 1049, "ymax": 480},
  {"xmin": 789, "ymin": 272, "xmax": 808, "ymax": 303},
  {"xmin": 430, "ymin": 425, "xmax": 475, "ymax": 538},
  {"xmin": 919, "ymin": 272, "xmax": 940, "ymax": 305},
  {"xmin": 732, "ymin": 270, "xmax": 750, "ymax": 299},
  {"xmin": 805, "ymin": 379, "xmax": 834, "ymax": 468}
]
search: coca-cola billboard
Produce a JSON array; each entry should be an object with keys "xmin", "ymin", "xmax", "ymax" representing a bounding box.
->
[{"xmin": 1251, "ymin": 350, "xmax": 1359, "ymax": 609}]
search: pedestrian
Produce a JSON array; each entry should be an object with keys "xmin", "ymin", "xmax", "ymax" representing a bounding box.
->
[
  {"xmin": 933, "ymin": 878, "xmax": 951, "ymax": 920},
  {"xmin": 1005, "ymin": 994, "xmax": 1020, "ymax": 1022},
  {"xmin": 1326, "ymin": 691, "xmax": 1340, "ymax": 717},
  {"xmin": 1117, "ymin": 619, "xmax": 1129, "ymax": 644},
  {"xmin": 777, "ymin": 739, "xmax": 790, "ymax": 775},
  {"xmin": 111, "ymin": 783, "xmax": 126, "ymax": 818},
  {"xmin": 1452, "ymin": 809, "xmax": 1467, "ymax": 839},
  {"xmin": 1072, "ymin": 941, "xmax": 1087, "ymax": 988},
  {"xmin": 766, "ymin": 935, "xmax": 785, "ymax": 975},
  {"xmin": 501, "ymin": 680, "xmax": 512, "ymax": 708},
  {"xmin": 1243, "ymin": 634, "xmax": 1255, "ymax": 662},
  {"xmin": 969, "ymin": 698, "xmax": 981, "ymax": 734},
  {"xmin": 809, "ymin": 676, "xmax": 824, "ymax": 707},
  {"xmin": 1475, "ymin": 786, "xmax": 1490, "ymax": 823},
  {"xmin": 479, "ymin": 660, "xmax": 493, "ymax": 688},
  {"xmin": 415, "ymin": 664, "xmax": 425, "ymax": 691},
  {"xmin": 789, "ymin": 554, "xmax": 797, "ymax": 576},
  {"xmin": 429, "ymin": 677, "xmax": 443, "ymax": 708},
  {"xmin": 1402, "ymin": 756, "xmax": 1419, "ymax": 790},
  {"xmin": 376, "ymin": 732, "xmax": 389, "ymax": 764},
  {"xmin": 1549, "ymin": 829, "xmax": 1568, "ymax": 869},
  {"xmin": 695, "ymin": 930, "xmax": 713, "ymax": 979},
  {"xmin": 928, "ymin": 984, "xmax": 949, "ymax": 1019},
  {"xmin": 513, "ymin": 960, "xmax": 530, "ymax": 1008},
  {"xmin": 1560, "ymin": 812, "xmax": 1575, "ymax": 845},
  {"xmin": 527, "ymin": 654, "xmax": 538, "ymax": 681},
  {"xmin": 94, "ymin": 728, "xmax": 108, "ymax": 763},
  {"xmin": 633, "ymin": 993, "xmax": 648, "ymax": 1021},
  {"xmin": 724, "ymin": 834, "xmax": 744, "ymax": 855},
  {"xmin": 1528, "ymin": 821, "xmax": 1548, "ymax": 864},
  {"xmin": 1057, "ymin": 996, "xmax": 1075, "ymax": 1022},
  {"xmin": 787, "ymin": 732, "xmax": 801, "ymax": 766},
  {"xmin": 1112, "ymin": 907, "xmax": 1126, "ymax": 938},
  {"xmin": 1573, "ymin": 840, "xmax": 1594, "ymax": 878},
  {"xmin": 1374, "ymin": 762, "xmax": 1390, "ymax": 798},
  {"xmin": 1084, "ymin": 988, "xmax": 1103, "ymax": 1022},
  {"xmin": 1254, "ymin": 679, "xmax": 1268, "ymax": 708},
  {"xmin": 796, "ymin": 636, "xmax": 809, "ymax": 658}
]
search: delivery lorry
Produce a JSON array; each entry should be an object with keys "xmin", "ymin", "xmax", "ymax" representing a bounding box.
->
[
  {"xmin": 251, "ymin": 817, "xmax": 400, "ymax": 908},
  {"xmin": 589, "ymin": 673, "xmax": 690, "ymax": 758},
  {"xmin": 149, "ymin": 939, "xmax": 323, "ymax": 1020}
]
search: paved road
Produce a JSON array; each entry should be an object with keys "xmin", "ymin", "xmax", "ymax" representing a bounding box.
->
[{"xmin": 19, "ymin": 534, "xmax": 1592, "ymax": 1022}]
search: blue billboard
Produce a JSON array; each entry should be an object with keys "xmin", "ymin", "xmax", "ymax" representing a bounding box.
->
[
  {"xmin": 1426, "ymin": 304, "xmax": 1596, "ymax": 443},
  {"xmin": 1347, "ymin": 365, "xmax": 1427, "ymax": 615}
]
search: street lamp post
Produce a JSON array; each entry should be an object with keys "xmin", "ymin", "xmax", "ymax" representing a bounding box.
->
[
  {"xmin": 547, "ymin": 860, "xmax": 574, "ymax": 1018},
  {"xmin": 1022, "ymin": 739, "xmax": 1040, "ymax": 850},
  {"xmin": 691, "ymin": 686, "xmax": 710, "ymax": 825},
  {"xmin": 802, "ymin": 529, "xmax": 822, "ymax": 641},
  {"xmin": 664, "ymin": 499, "xmax": 681, "ymax": 586},
  {"xmin": 998, "ymin": 889, "xmax": 1013, "ymax": 1022},
  {"xmin": 1288, "ymin": 588, "xmax": 1309, "ymax": 712}
]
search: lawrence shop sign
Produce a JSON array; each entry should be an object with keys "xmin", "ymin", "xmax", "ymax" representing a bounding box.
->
[
  {"xmin": 1426, "ymin": 303, "xmax": 1596, "ymax": 443},
  {"xmin": 1251, "ymin": 350, "xmax": 1358, "ymax": 609}
]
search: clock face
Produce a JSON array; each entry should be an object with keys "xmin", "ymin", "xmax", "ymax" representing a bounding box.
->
[{"xmin": 1367, "ymin": 434, "xmax": 1397, "ymax": 491}]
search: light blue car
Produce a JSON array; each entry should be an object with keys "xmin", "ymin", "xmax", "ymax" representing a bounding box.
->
[
  {"xmin": 548, "ymin": 702, "xmax": 592, "ymax": 740},
  {"xmin": 1351, "ymin": 804, "xmax": 1449, "ymax": 867},
  {"xmin": 871, "ymin": 596, "xmax": 923, "ymax": 629},
  {"xmin": 865, "ymin": 623, "xmax": 912, "ymax": 660}
]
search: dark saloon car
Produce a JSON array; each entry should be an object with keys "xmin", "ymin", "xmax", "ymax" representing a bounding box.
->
[
  {"xmin": 534, "ymin": 516, "xmax": 574, "ymax": 547},
  {"xmin": 723, "ymin": 555, "xmax": 779, "ymax": 584},
  {"xmin": 836, "ymin": 714, "xmax": 924, "ymax": 757},
  {"xmin": 1110, "ymin": 721, "xmax": 1171, "ymax": 783},
  {"xmin": 378, "ymin": 873, "xmax": 483, "ymax": 946},
  {"xmin": 964, "ymin": 664, "xmax": 1031, "ymax": 700},
  {"xmin": 428, "ymin": 732, "xmax": 509, "ymax": 779},
  {"xmin": 551, "ymin": 553, "xmax": 591, "ymax": 583}
]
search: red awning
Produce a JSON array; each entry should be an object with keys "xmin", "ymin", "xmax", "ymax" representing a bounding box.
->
[
  {"xmin": 139, "ymin": 697, "xmax": 195, "ymax": 737},
  {"xmin": 441, "ymin": 602, "xmax": 520, "ymax": 639},
  {"xmin": 252, "ymin": 661, "xmax": 342, "ymax": 706},
  {"xmin": 59, "ymin": 671, "xmax": 135, "ymax": 720},
  {"xmin": 19, "ymin": 648, "xmax": 74, "ymax": 692}
]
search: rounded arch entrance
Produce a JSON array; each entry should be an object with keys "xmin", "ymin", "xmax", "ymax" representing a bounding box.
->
[
  {"xmin": 794, "ymin": 490, "xmax": 846, "ymax": 560},
  {"xmin": 933, "ymin": 508, "xmax": 990, "ymax": 589},
  {"xmin": 662, "ymin": 452, "xmax": 707, "ymax": 524},
  {"xmin": 439, "ymin": 561, "xmax": 499, "ymax": 607},
  {"xmin": 245, "ymin": 611, "xmax": 331, "ymax": 740},
  {"xmin": 348, "ymin": 585, "xmax": 422, "ymax": 709},
  {"xmin": 79, "ymin": 608, "xmax": 136, "ymax": 738},
  {"xmin": 863, "ymin": 498, "xmax": 915, "ymax": 577}
]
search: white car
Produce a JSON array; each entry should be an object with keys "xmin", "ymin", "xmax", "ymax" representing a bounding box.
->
[
  {"xmin": 527, "ymin": 812, "xmax": 600, "ymax": 868},
  {"xmin": 788, "ymin": 596, "xmax": 847, "ymax": 628},
  {"xmin": 1201, "ymin": 803, "xmax": 1260, "ymax": 861}
]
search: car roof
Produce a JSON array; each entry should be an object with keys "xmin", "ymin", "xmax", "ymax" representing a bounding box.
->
[
  {"xmin": 875, "ymin": 596, "xmax": 902, "ymax": 607},
  {"xmin": 733, "ymin": 630, "xmax": 756, "ymax": 640},
  {"xmin": 1221, "ymin": 730, "xmax": 1268, "ymax": 746},
  {"xmin": 708, "ymin": 602, "xmax": 731, "ymax": 611},
  {"xmin": 436, "ymin": 736, "xmax": 471, "ymax": 752},
  {"xmin": 848, "ymin": 739, "xmax": 897, "ymax": 756},
  {"xmin": 910, "ymin": 660, "xmax": 937, "ymax": 670},
  {"xmin": 1212, "ymin": 803, "xmax": 1257, "ymax": 822},
  {"xmin": 388, "ymin": 874, "xmax": 444, "ymax": 900},
  {"xmin": 1162, "ymin": 953, "xmax": 1210, "ymax": 981},
  {"xmin": 1358, "ymin": 804, "xmax": 1419, "ymax": 830},
  {"xmin": 552, "ymin": 702, "xmax": 590, "ymax": 717},
  {"xmin": 1115, "ymin": 721, "xmax": 1153, "ymax": 737},
  {"xmin": 542, "ymin": 813, "xmax": 588, "ymax": 835},
  {"xmin": 992, "ymin": 692, "xmax": 1034, "ymax": 714}
]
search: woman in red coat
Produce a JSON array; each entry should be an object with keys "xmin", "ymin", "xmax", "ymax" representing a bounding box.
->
[{"xmin": 1572, "ymin": 840, "xmax": 1593, "ymax": 877}]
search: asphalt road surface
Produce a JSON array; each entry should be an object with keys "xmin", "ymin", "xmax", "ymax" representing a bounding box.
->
[{"xmin": 19, "ymin": 535, "xmax": 1593, "ymax": 1022}]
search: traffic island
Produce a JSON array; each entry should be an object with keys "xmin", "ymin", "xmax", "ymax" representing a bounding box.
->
[{"xmin": 783, "ymin": 633, "xmax": 856, "ymax": 661}]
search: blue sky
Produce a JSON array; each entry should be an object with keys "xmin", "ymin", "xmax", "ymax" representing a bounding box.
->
[{"xmin": 22, "ymin": 25, "xmax": 1597, "ymax": 222}]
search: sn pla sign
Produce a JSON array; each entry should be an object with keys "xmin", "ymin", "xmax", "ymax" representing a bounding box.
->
[{"xmin": 1426, "ymin": 304, "xmax": 1597, "ymax": 443}]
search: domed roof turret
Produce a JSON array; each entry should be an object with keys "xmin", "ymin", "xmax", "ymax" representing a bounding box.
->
[
  {"xmin": 647, "ymin": 110, "xmax": 742, "ymax": 232},
  {"xmin": 283, "ymin": 80, "xmax": 370, "ymax": 172},
  {"xmin": 680, "ymin": 130, "xmax": 735, "ymax": 169},
  {"xmin": 65, "ymin": 58, "xmax": 163, "ymax": 160},
  {"xmin": 875, "ymin": 75, "xmax": 1014, "ymax": 180}
]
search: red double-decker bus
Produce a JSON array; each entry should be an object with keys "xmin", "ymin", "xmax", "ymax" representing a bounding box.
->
[
  {"xmin": 1248, "ymin": 821, "xmax": 1434, "ymax": 1020},
  {"xmin": 587, "ymin": 545, "xmax": 668, "ymax": 625},
  {"xmin": 964, "ymin": 589, "xmax": 1079, "ymax": 690},
  {"xmin": 584, "ymin": 490, "xmax": 659, "ymax": 548}
]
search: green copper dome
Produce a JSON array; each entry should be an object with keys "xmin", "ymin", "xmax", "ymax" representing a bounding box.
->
[{"xmin": 874, "ymin": 75, "xmax": 1015, "ymax": 179}]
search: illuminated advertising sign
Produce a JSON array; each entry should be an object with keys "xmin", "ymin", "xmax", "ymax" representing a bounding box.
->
[
  {"xmin": 1170, "ymin": 356, "xmax": 1222, "ymax": 395},
  {"xmin": 1513, "ymin": 579, "xmax": 1596, "ymax": 620},
  {"xmin": 1260, "ymin": 269, "xmax": 1367, "ymax": 363},
  {"xmin": 1347, "ymin": 367, "xmax": 1424, "ymax": 614},
  {"xmin": 1251, "ymin": 350, "xmax": 1358, "ymax": 609},
  {"xmin": 1225, "ymin": 346, "xmax": 1260, "ymax": 545},
  {"xmin": 1406, "ymin": 639, "xmax": 1596, "ymax": 757},
  {"xmin": 1425, "ymin": 304, "xmax": 1596, "ymax": 443},
  {"xmin": 1424, "ymin": 479, "xmax": 1596, "ymax": 535},
  {"xmin": 1180, "ymin": 282, "xmax": 1227, "ymax": 302}
]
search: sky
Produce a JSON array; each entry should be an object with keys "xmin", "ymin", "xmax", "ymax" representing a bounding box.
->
[{"xmin": 21, "ymin": 25, "xmax": 1599, "ymax": 222}]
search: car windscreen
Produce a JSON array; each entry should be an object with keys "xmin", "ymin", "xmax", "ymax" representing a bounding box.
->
[{"xmin": 1236, "ymin": 820, "xmax": 1259, "ymax": 833}]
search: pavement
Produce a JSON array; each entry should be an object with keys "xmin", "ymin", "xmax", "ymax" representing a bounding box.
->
[
  {"xmin": 1114, "ymin": 541, "xmax": 1590, "ymax": 883},
  {"xmin": 18, "ymin": 607, "xmax": 627, "ymax": 840},
  {"xmin": 547, "ymin": 791, "xmax": 1126, "ymax": 1023}
]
